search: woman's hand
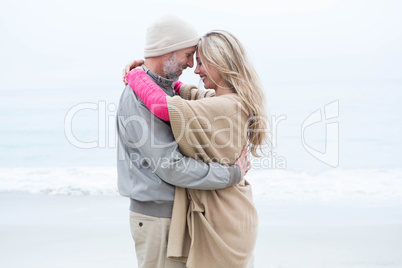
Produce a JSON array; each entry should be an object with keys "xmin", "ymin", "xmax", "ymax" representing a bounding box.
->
[
  {"xmin": 234, "ymin": 146, "xmax": 251, "ymax": 181},
  {"xmin": 122, "ymin": 59, "xmax": 144, "ymax": 85}
]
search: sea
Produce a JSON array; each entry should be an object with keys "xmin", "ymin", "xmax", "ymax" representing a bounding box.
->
[{"xmin": 1, "ymin": 79, "xmax": 401, "ymax": 207}]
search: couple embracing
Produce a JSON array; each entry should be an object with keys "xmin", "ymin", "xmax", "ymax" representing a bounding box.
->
[{"xmin": 117, "ymin": 14, "xmax": 269, "ymax": 268}]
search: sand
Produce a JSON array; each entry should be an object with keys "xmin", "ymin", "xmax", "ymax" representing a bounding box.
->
[{"xmin": 1, "ymin": 192, "xmax": 401, "ymax": 268}]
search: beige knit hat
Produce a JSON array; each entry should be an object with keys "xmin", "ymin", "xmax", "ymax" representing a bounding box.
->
[{"xmin": 144, "ymin": 15, "xmax": 200, "ymax": 58}]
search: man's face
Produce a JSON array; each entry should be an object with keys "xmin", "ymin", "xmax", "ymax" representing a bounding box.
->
[{"xmin": 163, "ymin": 46, "xmax": 196, "ymax": 81}]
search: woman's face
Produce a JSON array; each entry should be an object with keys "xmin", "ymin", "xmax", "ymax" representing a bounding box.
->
[{"xmin": 194, "ymin": 52, "xmax": 223, "ymax": 90}]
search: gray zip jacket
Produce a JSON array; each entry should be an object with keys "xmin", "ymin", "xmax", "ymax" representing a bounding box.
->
[{"xmin": 116, "ymin": 67, "xmax": 241, "ymax": 218}]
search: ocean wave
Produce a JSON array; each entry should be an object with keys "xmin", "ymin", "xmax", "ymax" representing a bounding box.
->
[
  {"xmin": 0, "ymin": 167, "xmax": 118, "ymax": 196},
  {"xmin": 247, "ymin": 168, "xmax": 402, "ymax": 207},
  {"xmin": 1, "ymin": 167, "xmax": 401, "ymax": 207}
]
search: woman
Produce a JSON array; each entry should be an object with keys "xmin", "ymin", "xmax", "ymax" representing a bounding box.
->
[{"xmin": 125, "ymin": 30, "xmax": 269, "ymax": 268}]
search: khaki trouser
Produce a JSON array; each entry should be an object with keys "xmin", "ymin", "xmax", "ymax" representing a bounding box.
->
[{"xmin": 130, "ymin": 211, "xmax": 186, "ymax": 268}]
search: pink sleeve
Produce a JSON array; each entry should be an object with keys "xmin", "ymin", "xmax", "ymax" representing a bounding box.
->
[
  {"xmin": 173, "ymin": 81, "xmax": 183, "ymax": 94},
  {"xmin": 126, "ymin": 69, "xmax": 170, "ymax": 121}
]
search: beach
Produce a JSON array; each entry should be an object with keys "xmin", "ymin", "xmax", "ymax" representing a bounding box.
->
[
  {"xmin": 0, "ymin": 192, "xmax": 135, "ymax": 268},
  {"xmin": 1, "ymin": 190, "xmax": 402, "ymax": 268},
  {"xmin": 1, "ymin": 1, "xmax": 402, "ymax": 266}
]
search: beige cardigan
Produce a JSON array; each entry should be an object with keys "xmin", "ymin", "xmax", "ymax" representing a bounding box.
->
[{"xmin": 166, "ymin": 85, "xmax": 258, "ymax": 268}]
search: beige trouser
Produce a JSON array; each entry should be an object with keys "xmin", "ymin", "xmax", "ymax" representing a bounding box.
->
[{"xmin": 130, "ymin": 211, "xmax": 186, "ymax": 268}]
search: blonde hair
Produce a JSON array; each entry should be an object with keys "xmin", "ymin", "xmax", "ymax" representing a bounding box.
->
[{"xmin": 197, "ymin": 30, "xmax": 270, "ymax": 157}]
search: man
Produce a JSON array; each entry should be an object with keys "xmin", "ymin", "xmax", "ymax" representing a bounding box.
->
[{"xmin": 116, "ymin": 15, "xmax": 247, "ymax": 268}]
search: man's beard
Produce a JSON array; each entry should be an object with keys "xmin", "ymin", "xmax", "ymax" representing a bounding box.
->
[{"xmin": 163, "ymin": 53, "xmax": 186, "ymax": 81}]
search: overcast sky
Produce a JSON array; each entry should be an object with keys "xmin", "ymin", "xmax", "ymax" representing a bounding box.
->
[
  {"xmin": 1, "ymin": 0, "xmax": 401, "ymax": 170},
  {"xmin": 1, "ymin": 0, "xmax": 401, "ymax": 91}
]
